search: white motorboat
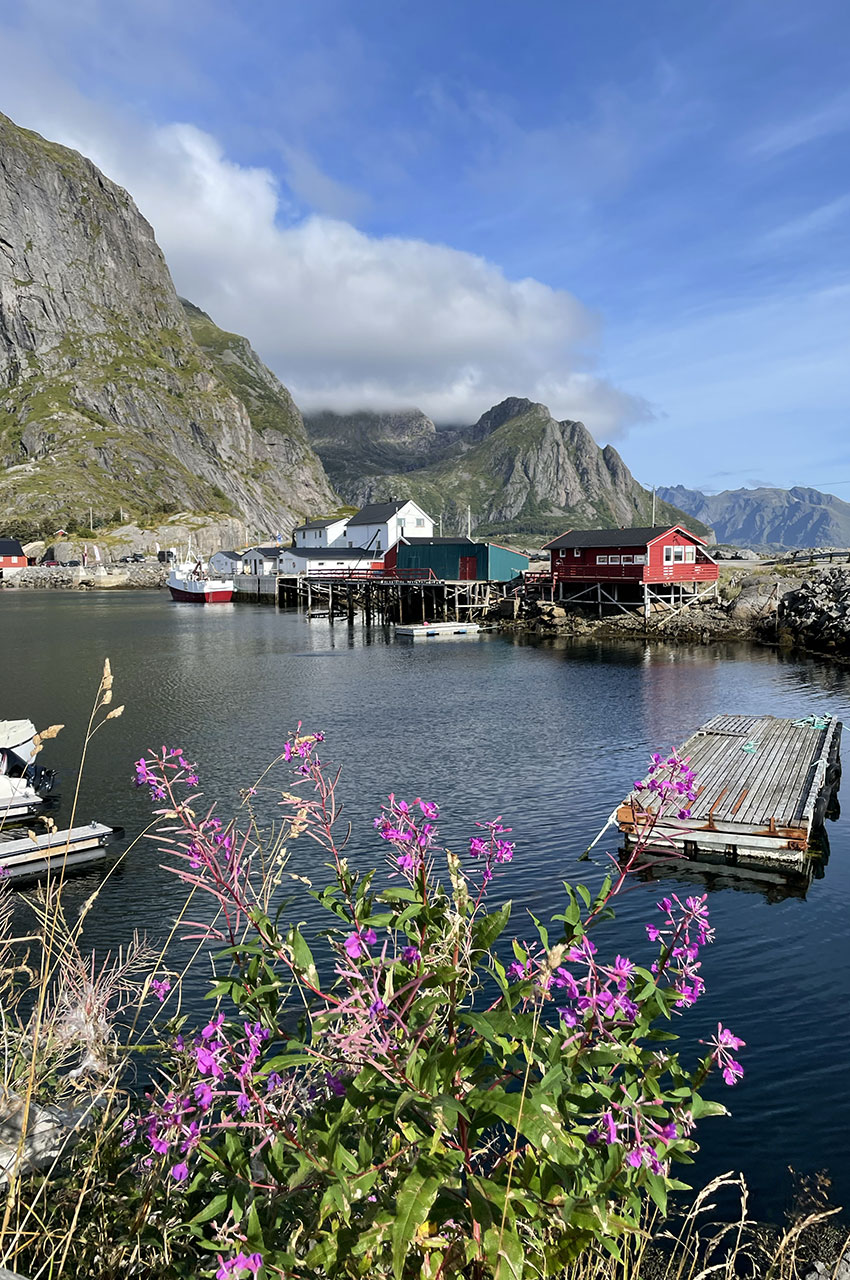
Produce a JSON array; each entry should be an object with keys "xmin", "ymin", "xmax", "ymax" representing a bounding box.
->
[{"xmin": 0, "ymin": 719, "xmax": 57, "ymax": 823}]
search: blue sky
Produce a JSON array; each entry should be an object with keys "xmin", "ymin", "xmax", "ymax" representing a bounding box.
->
[{"xmin": 2, "ymin": 0, "xmax": 849, "ymax": 492}]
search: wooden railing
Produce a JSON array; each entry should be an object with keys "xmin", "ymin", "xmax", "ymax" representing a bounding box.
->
[{"xmin": 293, "ymin": 567, "xmax": 438, "ymax": 582}]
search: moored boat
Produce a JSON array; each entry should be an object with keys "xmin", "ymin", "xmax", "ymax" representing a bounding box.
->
[
  {"xmin": 167, "ymin": 559, "xmax": 234, "ymax": 604},
  {"xmin": 0, "ymin": 821, "xmax": 123, "ymax": 879},
  {"xmin": 0, "ymin": 719, "xmax": 57, "ymax": 822}
]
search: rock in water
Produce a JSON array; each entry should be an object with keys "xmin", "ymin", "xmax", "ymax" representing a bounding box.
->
[{"xmin": 0, "ymin": 111, "xmax": 336, "ymax": 533}]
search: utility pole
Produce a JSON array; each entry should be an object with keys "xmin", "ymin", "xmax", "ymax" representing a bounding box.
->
[
  {"xmin": 89, "ymin": 505, "xmax": 94, "ymax": 532},
  {"xmin": 467, "ymin": 505, "xmax": 471, "ymax": 538},
  {"xmin": 439, "ymin": 513, "xmax": 443, "ymax": 537},
  {"xmin": 651, "ymin": 487, "xmax": 656, "ymax": 525}
]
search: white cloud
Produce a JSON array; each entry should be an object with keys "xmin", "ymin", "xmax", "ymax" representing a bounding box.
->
[{"xmin": 0, "ymin": 58, "xmax": 650, "ymax": 435}]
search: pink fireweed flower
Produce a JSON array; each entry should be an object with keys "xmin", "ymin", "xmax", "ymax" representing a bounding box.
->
[
  {"xmin": 216, "ymin": 1254, "xmax": 263, "ymax": 1280},
  {"xmin": 150, "ymin": 976, "xmax": 171, "ymax": 1002},
  {"xmin": 400, "ymin": 945, "xmax": 421, "ymax": 964},
  {"xmin": 706, "ymin": 1023, "xmax": 746, "ymax": 1086},
  {"xmin": 170, "ymin": 1161, "xmax": 189, "ymax": 1182}
]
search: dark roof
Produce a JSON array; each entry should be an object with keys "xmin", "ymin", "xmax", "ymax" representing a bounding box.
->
[
  {"xmin": 214, "ymin": 550, "xmax": 244, "ymax": 562},
  {"xmin": 285, "ymin": 546, "xmax": 378, "ymax": 559},
  {"xmin": 247, "ymin": 545, "xmax": 284, "ymax": 557},
  {"xmin": 292, "ymin": 516, "xmax": 345, "ymax": 531},
  {"xmin": 347, "ymin": 501, "xmax": 408, "ymax": 526},
  {"xmin": 542, "ymin": 525, "xmax": 703, "ymax": 551},
  {"xmin": 397, "ymin": 536, "xmax": 475, "ymax": 545},
  {"xmin": 0, "ymin": 538, "xmax": 25, "ymax": 556}
]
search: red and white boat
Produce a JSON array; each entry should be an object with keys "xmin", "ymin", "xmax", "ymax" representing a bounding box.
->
[{"xmin": 167, "ymin": 559, "xmax": 234, "ymax": 604}]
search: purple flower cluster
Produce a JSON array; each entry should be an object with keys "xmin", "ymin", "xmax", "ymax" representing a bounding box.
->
[
  {"xmin": 468, "ymin": 817, "xmax": 515, "ymax": 889},
  {"xmin": 133, "ymin": 1016, "xmax": 274, "ymax": 1186},
  {"xmin": 647, "ymin": 893, "xmax": 714, "ymax": 1007},
  {"xmin": 587, "ymin": 1087, "xmax": 696, "ymax": 1174},
  {"xmin": 134, "ymin": 747, "xmax": 199, "ymax": 800},
  {"xmin": 150, "ymin": 976, "xmax": 171, "ymax": 1003},
  {"xmin": 554, "ymin": 937, "xmax": 640, "ymax": 1030},
  {"xmin": 373, "ymin": 794, "xmax": 439, "ymax": 877},
  {"xmin": 282, "ymin": 727, "xmax": 325, "ymax": 776},
  {"xmin": 706, "ymin": 1022, "xmax": 746, "ymax": 1086},
  {"xmin": 633, "ymin": 750, "xmax": 698, "ymax": 820},
  {"xmin": 216, "ymin": 1252, "xmax": 262, "ymax": 1280}
]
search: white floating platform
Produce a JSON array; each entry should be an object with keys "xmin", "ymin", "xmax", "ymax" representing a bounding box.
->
[
  {"xmin": 0, "ymin": 822, "xmax": 123, "ymax": 880},
  {"xmin": 395, "ymin": 622, "xmax": 481, "ymax": 639}
]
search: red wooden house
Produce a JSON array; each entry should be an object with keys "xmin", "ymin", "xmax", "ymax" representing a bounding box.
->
[
  {"xmin": 0, "ymin": 538, "xmax": 26, "ymax": 574},
  {"xmin": 540, "ymin": 525, "xmax": 718, "ymax": 617}
]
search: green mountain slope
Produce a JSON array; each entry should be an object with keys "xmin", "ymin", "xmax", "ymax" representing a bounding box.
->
[
  {"xmin": 307, "ymin": 398, "xmax": 711, "ymax": 540},
  {"xmin": 0, "ymin": 111, "xmax": 336, "ymax": 537}
]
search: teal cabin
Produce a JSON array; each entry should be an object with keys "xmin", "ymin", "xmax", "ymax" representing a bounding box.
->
[{"xmin": 389, "ymin": 537, "xmax": 528, "ymax": 581}]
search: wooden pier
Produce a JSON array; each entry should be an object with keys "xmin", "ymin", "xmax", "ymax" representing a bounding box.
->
[
  {"xmin": 395, "ymin": 622, "xmax": 481, "ymax": 639},
  {"xmin": 276, "ymin": 573, "xmax": 515, "ymax": 625},
  {"xmin": 618, "ymin": 713, "xmax": 842, "ymax": 869}
]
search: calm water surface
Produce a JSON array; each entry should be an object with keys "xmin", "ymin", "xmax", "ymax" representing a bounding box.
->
[{"xmin": 2, "ymin": 590, "xmax": 849, "ymax": 1223}]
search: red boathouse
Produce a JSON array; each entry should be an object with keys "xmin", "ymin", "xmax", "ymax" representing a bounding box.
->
[{"xmin": 540, "ymin": 525, "xmax": 718, "ymax": 617}]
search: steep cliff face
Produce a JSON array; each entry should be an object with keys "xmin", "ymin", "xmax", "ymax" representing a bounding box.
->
[
  {"xmin": 307, "ymin": 397, "xmax": 708, "ymax": 539},
  {"xmin": 658, "ymin": 484, "xmax": 850, "ymax": 549},
  {"xmin": 0, "ymin": 112, "xmax": 335, "ymax": 534}
]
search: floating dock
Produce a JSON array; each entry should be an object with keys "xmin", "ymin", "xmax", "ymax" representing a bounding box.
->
[
  {"xmin": 618, "ymin": 713, "xmax": 842, "ymax": 869},
  {"xmin": 0, "ymin": 822, "xmax": 123, "ymax": 880},
  {"xmin": 395, "ymin": 622, "xmax": 481, "ymax": 639}
]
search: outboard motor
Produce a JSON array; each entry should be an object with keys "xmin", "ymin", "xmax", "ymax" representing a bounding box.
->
[{"xmin": 25, "ymin": 761, "xmax": 57, "ymax": 795}]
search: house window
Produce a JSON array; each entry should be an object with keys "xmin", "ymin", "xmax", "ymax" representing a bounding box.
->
[
  {"xmin": 596, "ymin": 555, "xmax": 608, "ymax": 564},
  {"xmin": 573, "ymin": 548, "xmax": 581, "ymax": 557},
  {"xmin": 608, "ymin": 555, "xmax": 621, "ymax": 565},
  {"xmin": 664, "ymin": 546, "xmax": 685, "ymax": 564},
  {"xmin": 621, "ymin": 555, "xmax": 633, "ymax": 564},
  {"xmin": 685, "ymin": 546, "xmax": 696, "ymax": 562},
  {"xmin": 415, "ymin": 518, "xmax": 424, "ymax": 527},
  {"xmin": 559, "ymin": 549, "xmax": 566, "ymax": 558},
  {"xmin": 634, "ymin": 554, "xmax": 647, "ymax": 565},
  {"xmin": 376, "ymin": 538, "xmax": 381, "ymax": 551}
]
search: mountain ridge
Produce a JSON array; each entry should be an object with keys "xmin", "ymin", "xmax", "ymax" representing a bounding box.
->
[
  {"xmin": 305, "ymin": 401, "xmax": 711, "ymax": 540},
  {"xmin": 0, "ymin": 111, "xmax": 336, "ymax": 537},
  {"xmin": 657, "ymin": 484, "xmax": 850, "ymax": 549}
]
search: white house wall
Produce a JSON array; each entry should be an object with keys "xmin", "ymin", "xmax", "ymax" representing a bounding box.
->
[
  {"xmin": 279, "ymin": 551, "xmax": 377, "ymax": 574},
  {"xmin": 294, "ymin": 519, "xmax": 348, "ymax": 549}
]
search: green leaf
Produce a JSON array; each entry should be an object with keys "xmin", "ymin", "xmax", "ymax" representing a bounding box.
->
[
  {"xmin": 391, "ymin": 1162, "xmax": 443, "ymax": 1278},
  {"xmin": 188, "ymin": 1191, "xmax": 230, "ymax": 1226},
  {"xmin": 472, "ymin": 901, "xmax": 512, "ymax": 953}
]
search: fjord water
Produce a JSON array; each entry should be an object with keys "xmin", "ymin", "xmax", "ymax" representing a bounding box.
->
[{"xmin": 3, "ymin": 590, "xmax": 849, "ymax": 1224}]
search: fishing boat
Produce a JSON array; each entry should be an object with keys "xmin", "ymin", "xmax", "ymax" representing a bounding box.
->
[
  {"xmin": 167, "ymin": 557, "xmax": 234, "ymax": 604},
  {"xmin": 0, "ymin": 719, "xmax": 57, "ymax": 822}
]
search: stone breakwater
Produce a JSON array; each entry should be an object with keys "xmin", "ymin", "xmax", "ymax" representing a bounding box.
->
[
  {"xmin": 2, "ymin": 565, "xmax": 168, "ymax": 590},
  {"xmin": 497, "ymin": 568, "xmax": 850, "ymax": 660}
]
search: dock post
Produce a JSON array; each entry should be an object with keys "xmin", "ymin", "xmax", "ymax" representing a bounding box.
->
[
  {"xmin": 421, "ymin": 586, "xmax": 426, "ymax": 624},
  {"xmin": 328, "ymin": 582, "xmax": 334, "ymax": 623},
  {"xmin": 348, "ymin": 585, "xmax": 355, "ymax": 624},
  {"xmin": 365, "ymin": 584, "xmax": 372, "ymax": 626}
]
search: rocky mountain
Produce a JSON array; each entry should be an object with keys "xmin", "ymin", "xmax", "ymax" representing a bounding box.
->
[
  {"xmin": 657, "ymin": 484, "xmax": 850, "ymax": 549},
  {"xmin": 306, "ymin": 398, "xmax": 710, "ymax": 540},
  {"xmin": 0, "ymin": 112, "xmax": 336, "ymax": 538}
]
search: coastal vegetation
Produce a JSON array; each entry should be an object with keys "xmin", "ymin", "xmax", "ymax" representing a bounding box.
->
[{"xmin": 0, "ymin": 664, "xmax": 763, "ymax": 1280}]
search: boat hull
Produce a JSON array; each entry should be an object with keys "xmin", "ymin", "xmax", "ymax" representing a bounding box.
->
[{"xmin": 167, "ymin": 572, "xmax": 234, "ymax": 604}]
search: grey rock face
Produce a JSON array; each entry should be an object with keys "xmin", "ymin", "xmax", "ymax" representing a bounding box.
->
[
  {"xmin": 0, "ymin": 112, "xmax": 336, "ymax": 532},
  {"xmin": 778, "ymin": 569, "xmax": 850, "ymax": 650},
  {"xmin": 306, "ymin": 396, "xmax": 709, "ymax": 539},
  {"xmin": 658, "ymin": 484, "xmax": 850, "ymax": 550}
]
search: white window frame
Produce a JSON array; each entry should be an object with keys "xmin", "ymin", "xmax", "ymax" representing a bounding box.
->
[
  {"xmin": 573, "ymin": 548, "xmax": 581, "ymax": 557},
  {"xmin": 621, "ymin": 554, "xmax": 633, "ymax": 564},
  {"xmin": 664, "ymin": 545, "xmax": 686, "ymax": 564},
  {"xmin": 608, "ymin": 555, "xmax": 621, "ymax": 565},
  {"xmin": 596, "ymin": 555, "xmax": 608, "ymax": 564},
  {"xmin": 634, "ymin": 554, "xmax": 647, "ymax": 565},
  {"xmin": 685, "ymin": 546, "xmax": 696, "ymax": 562}
]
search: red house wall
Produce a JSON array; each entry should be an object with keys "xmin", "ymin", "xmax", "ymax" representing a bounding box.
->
[
  {"xmin": 0, "ymin": 555, "xmax": 24, "ymax": 568},
  {"xmin": 549, "ymin": 529, "xmax": 718, "ymax": 586}
]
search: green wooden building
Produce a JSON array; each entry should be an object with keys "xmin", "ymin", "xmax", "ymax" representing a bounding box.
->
[{"xmin": 389, "ymin": 537, "xmax": 528, "ymax": 581}]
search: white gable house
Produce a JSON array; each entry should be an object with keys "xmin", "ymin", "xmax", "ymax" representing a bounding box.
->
[
  {"xmin": 242, "ymin": 545, "xmax": 282, "ymax": 575},
  {"xmin": 339, "ymin": 500, "xmax": 433, "ymax": 555},
  {"xmin": 292, "ymin": 516, "xmax": 349, "ymax": 549},
  {"xmin": 279, "ymin": 547, "xmax": 382, "ymax": 575}
]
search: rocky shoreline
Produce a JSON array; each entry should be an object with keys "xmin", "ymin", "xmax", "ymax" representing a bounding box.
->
[
  {"xmin": 2, "ymin": 565, "xmax": 168, "ymax": 590},
  {"xmin": 495, "ymin": 567, "xmax": 850, "ymax": 663}
]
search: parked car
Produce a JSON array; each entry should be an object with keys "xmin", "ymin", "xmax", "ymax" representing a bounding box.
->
[
  {"xmin": 66, "ymin": 560, "xmax": 81, "ymax": 566},
  {"xmin": 40, "ymin": 559, "xmax": 59, "ymax": 567}
]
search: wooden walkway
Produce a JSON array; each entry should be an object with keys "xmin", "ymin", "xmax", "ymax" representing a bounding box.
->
[{"xmin": 618, "ymin": 713, "xmax": 842, "ymax": 868}]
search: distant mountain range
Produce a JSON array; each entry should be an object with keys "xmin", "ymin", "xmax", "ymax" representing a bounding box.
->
[
  {"xmin": 305, "ymin": 400, "xmax": 709, "ymax": 541},
  {"xmin": 657, "ymin": 485, "xmax": 850, "ymax": 549}
]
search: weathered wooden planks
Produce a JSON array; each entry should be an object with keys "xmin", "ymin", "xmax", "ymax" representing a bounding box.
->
[{"xmin": 619, "ymin": 713, "xmax": 842, "ymax": 869}]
